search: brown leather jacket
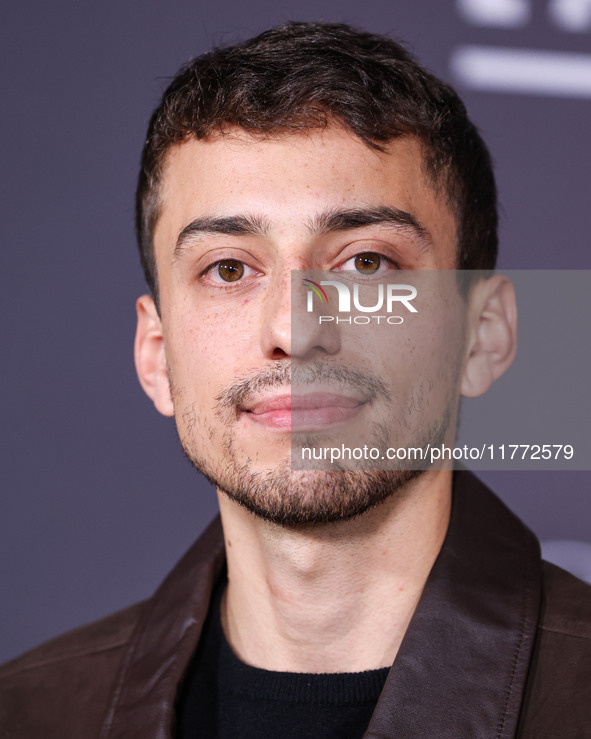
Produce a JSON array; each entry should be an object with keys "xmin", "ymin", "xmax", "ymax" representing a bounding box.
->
[{"xmin": 1, "ymin": 471, "xmax": 591, "ymax": 738}]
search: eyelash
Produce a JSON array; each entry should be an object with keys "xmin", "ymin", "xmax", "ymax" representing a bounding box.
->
[
  {"xmin": 336, "ymin": 252, "xmax": 398, "ymax": 273},
  {"xmin": 200, "ymin": 259, "xmax": 259, "ymax": 285},
  {"xmin": 199, "ymin": 250, "xmax": 398, "ymax": 285}
]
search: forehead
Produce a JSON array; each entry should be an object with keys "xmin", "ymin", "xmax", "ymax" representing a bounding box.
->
[{"xmin": 153, "ymin": 127, "xmax": 457, "ymax": 267}]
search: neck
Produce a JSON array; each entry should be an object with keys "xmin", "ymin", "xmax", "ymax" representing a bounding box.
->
[{"xmin": 217, "ymin": 470, "xmax": 452, "ymax": 673}]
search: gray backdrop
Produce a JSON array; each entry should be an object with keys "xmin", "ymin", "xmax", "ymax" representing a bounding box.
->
[{"xmin": 2, "ymin": 0, "xmax": 590, "ymax": 663}]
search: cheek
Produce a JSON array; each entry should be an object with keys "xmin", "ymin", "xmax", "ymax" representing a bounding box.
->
[
  {"xmin": 411, "ymin": 311, "xmax": 467, "ymax": 407},
  {"xmin": 368, "ymin": 298, "xmax": 466, "ymax": 399},
  {"xmin": 165, "ymin": 301, "xmax": 261, "ymax": 403}
]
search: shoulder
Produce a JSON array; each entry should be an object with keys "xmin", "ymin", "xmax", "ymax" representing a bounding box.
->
[
  {"xmin": 0, "ymin": 600, "xmax": 146, "ymax": 738},
  {"xmin": 517, "ymin": 562, "xmax": 591, "ymax": 737},
  {"xmin": 0, "ymin": 600, "xmax": 145, "ymax": 679}
]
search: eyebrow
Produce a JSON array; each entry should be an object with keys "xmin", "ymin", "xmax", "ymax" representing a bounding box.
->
[
  {"xmin": 173, "ymin": 205, "xmax": 431, "ymax": 259},
  {"xmin": 173, "ymin": 214, "xmax": 271, "ymax": 259},
  {"xmin": 309, "ymin": 206, "xmax": 430, "ymax": 243}
]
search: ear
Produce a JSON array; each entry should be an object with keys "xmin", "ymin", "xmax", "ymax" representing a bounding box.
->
[
  {"xmin": 460, "ymin": 275, "xmax": 517, "ymax": 398},
  {"xmin": 134, "ymin": 295, "xmax": 175, "ymax": 417}
]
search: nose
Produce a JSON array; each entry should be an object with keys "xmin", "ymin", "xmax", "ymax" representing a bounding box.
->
[{"xmin": 260, "ymin": 270, "xmax": 341, "ymax": 359}]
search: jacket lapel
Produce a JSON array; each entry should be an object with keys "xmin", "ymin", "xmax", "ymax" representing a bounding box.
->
[
  {"xmin": 100, "ymin": 516, "xmax": 225, "ymax": 738},
  {"xmin": 365, "ymin": 471, "xmax": 542, "ymax": 738}
]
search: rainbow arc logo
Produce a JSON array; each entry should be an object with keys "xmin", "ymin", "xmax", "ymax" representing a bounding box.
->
[{"xmin": 302, "ymin": 279, "xmax": 329, "ymax": 303}]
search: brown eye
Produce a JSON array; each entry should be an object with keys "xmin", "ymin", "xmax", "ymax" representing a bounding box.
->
[
  {"xmin": 354, "ymin": 253, "xmax": 381, "ymax": 274},
  {"xmin": 217, "ymin": 260, "xmax": 244, "ymax": 282}
]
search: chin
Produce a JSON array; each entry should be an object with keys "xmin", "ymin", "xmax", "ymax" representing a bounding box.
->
[{"xmin": 214, "ymin": 460, "xmax": 424, "ymax": 528}]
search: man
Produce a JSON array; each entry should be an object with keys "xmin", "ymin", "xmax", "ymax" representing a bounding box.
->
[{"xmin": 1, "ymin": 21, "xmax": 590, "ymax": 738}]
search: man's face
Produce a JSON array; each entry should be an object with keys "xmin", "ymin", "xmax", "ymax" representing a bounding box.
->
[{"xmin": 147, "ymin": 127, "xmax": 466, "ymax": 525}]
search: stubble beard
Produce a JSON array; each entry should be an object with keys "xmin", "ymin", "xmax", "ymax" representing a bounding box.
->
[
  {"xmin": 180, "ymin": 437, "xmax": 427, "ymax": 528},
  {"xmin": 171, "ymin": 361, "xmax": 454, "ymax": 529}
]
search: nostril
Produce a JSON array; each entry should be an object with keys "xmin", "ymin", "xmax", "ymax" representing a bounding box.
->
[{"xmin": 270, "ymin": 347, "xmax": 290, "ymax": 360}]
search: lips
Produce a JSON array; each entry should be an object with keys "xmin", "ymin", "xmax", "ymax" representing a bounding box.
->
[{"xmin": 243, "ymin": 392, "xmax": 367, "ymax": 431}]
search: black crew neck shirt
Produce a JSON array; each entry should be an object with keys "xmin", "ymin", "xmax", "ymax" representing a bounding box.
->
[{"xmin": 175, "ymin": 575, "xmax": 390, "ymax": 738}]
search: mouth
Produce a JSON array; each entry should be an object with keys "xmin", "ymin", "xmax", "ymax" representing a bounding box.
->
[{"xmin": 241, "ymin": 390, "xmax": 369, "ymax": 431}]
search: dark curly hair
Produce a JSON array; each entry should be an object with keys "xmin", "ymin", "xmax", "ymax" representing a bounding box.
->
[{"xmin": 136, "ymin": 21, "xmax": 497, "ymax": 310}]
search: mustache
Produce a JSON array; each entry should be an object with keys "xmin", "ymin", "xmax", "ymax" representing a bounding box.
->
[{"xmin": 215, "ymin": 360, "xmax": 391, "ymax": 417}]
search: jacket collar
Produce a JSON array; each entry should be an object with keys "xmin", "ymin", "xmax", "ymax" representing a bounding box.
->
[
  {"xmin": 365, "ymin": 471, "xmax": 542, "ymax": 738},
  {"xmin": 101, "ymin": 471, "xmax": 542, "ymax": 738},
  {"xmin": 99, "ymin": 515, "xmax": 226, "ymax": 739}
]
